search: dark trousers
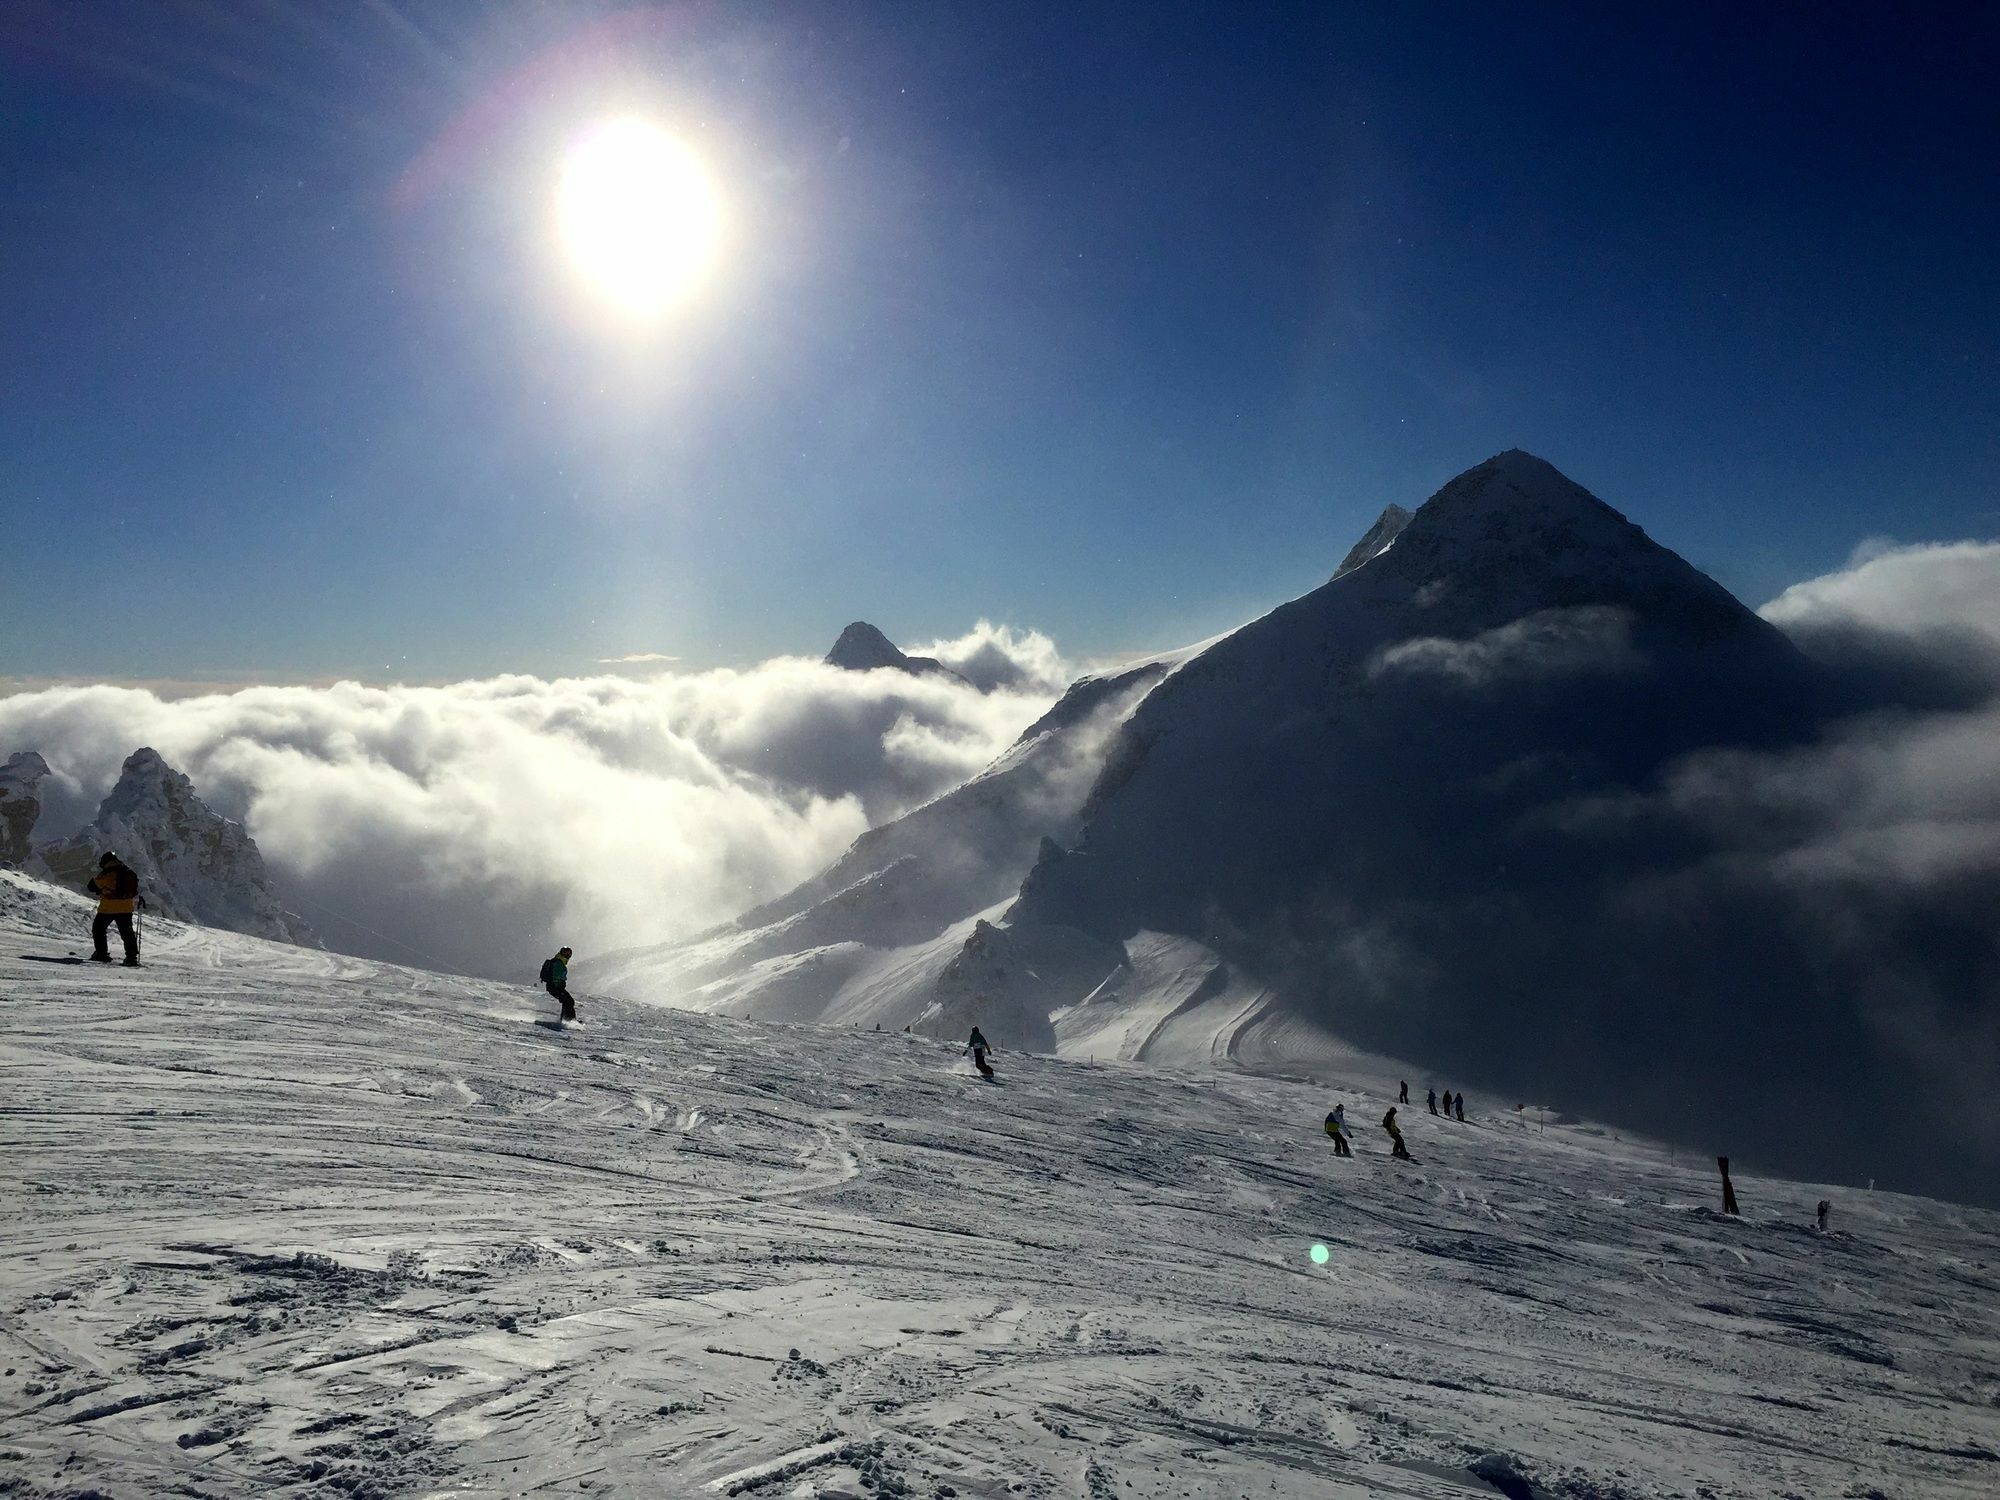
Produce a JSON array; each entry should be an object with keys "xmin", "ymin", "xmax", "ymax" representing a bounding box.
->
[
  {"xmin": 92, "ymin": 911, "xmax": 138, "ymax": 962},
  {"xmin": 1329, "ymin": 1131, "xmax": 1352, "ymax": 1157},
  {"xmin": 546, "ymin": 982, "xmax": 576, "ymax": 1020},
  {"xmin": 972, "ymin": 1047, "xmax": 993, "ymax": 1078}
]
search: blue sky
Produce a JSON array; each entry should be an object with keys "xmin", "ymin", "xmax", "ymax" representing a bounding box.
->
[{"xmin": 3, "ymin": 1, "xmax": 1995, "ymax": 683}]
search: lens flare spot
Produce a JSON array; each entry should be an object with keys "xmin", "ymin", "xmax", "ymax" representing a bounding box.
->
[{"xmin": 1309, "ymin": 1243, "xmax": 1330, "ymax": 1265}]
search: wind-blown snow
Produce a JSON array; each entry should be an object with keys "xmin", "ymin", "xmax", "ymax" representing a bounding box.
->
[{"xmin": 3, "ymin": 869, "xmax": 1996, "ymax": 1498}]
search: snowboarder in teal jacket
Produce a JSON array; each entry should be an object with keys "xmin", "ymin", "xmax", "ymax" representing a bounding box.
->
[{"xmin": 539, "ymin": 947, "xmax": 576, "ymax": 1022}]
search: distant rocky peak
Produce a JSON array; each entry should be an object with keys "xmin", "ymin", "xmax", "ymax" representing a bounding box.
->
[
  {"xmin": 824, "ymin": 622, "xmax": 969, "ymax": 685},
  {"xmin": 35, "ymin": 746, "xmax": 320, "ymax": 948},
  {"xmin": 1, "ymin": 750, "xmax": 52, "ymax": 866},
  {"xmin": 1332, "ymin": 504, "xmax": 1415, "ymax": 579},
  {"xmin": 826, "ymin": 622, "xmax": 908, "ymax": 671}
]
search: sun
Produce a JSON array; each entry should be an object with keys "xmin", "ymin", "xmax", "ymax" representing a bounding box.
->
[{"xmin": 557, "ymin": 117, "xmax": 721, "ymax": 319}]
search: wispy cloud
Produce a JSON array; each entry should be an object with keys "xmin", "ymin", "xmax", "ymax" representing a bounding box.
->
[{"xmin": 595, "ymin": 652, "xmax": 680, "ymax": 664}]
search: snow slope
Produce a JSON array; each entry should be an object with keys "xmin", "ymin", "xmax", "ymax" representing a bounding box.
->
[
  {"xmin": 4, "ymin": 868, "xmax": 1998, "ymax": 1499},
  {"xmin": 582, "ymin": 656, "xmax": 1177, "ymax": 1020}
]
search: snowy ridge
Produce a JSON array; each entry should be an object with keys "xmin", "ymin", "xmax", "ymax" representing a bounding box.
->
[
  {"xmin": 3, "ymin": 867, "xmax": 1997, "ymax": 1498},
  {"xmin": 581, "ymin": 656, "xmax": 1173, "ymax": 1015},
  {"xmin": 33, "ymin": 747, "xmax": 319, "ymax": 947}
]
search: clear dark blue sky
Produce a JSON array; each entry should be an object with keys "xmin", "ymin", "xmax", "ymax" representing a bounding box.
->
[{"xmin": 4, "ymin": 2, "xmax": 1995, "ymax": 682}]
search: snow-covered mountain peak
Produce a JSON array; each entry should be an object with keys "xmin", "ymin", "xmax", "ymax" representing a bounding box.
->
[
  {"xmin": 34, "ymin": 747, "xmax": 320, "ymax": 948},
  {"xmin": 1366, "ymin": 450, "xmax": 1766, "ymax": 642},
  {"xmin": 0, "ymin": 750, "xmax": 51, "ymax": 866}
]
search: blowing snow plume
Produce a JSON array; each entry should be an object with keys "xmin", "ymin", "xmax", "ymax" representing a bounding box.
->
[
  {"xmin": 1013, "ymin": 453, "xmax": 2000, "ymax": 1206},
  {"xmin": 0, "ymin": 625, "xmax": 1068, "ymax": 983}
]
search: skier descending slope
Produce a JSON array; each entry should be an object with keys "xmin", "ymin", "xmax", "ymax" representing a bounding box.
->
[
  {"xmin": 1324, "ymin": 1104, "xmax": 1352, "ymax": 1157},
  {"xmin": 85, "ymin": 851, "xmax": 141, "ymax": 967},
  {"xmin": 1382, "ymin": 1106, "xmax": 1413, "ymax": 1160},
  {"xmin": 965, "ymin": 1026, "xmax": 996, "ymax": 1081},
  {"xmin": 539, "ymin": 946, "xmax": 578, "ymax": 1023}
]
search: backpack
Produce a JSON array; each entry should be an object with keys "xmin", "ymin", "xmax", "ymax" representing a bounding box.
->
[
  {"xmin": 112, "ymin": 863, "xmax": 139, "ymax": 900},
  {"xmin": 538, "ymin": 957, "xmax": 555, "ymax": 985}
]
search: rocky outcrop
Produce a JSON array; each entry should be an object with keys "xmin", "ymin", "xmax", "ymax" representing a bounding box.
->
[
  {"xmin": 0, "ymin": 751, "xmax": 50, "ymax": 867},
  {"xmin": 35, "ymin": 748, "xmax": 320, "ymax": 947}
]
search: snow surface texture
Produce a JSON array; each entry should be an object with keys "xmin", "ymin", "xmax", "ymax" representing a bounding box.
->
[
  {"xmin": 32, "ymin": 748, "xmax": 319, "ymax": 948},
  {"xmin": 3, "ymin": 868, "xmax": 1998, "ymax": 1499},
  {"xmin": 0, "ymin": 751, "xmax": 49, "ymax": 867}
]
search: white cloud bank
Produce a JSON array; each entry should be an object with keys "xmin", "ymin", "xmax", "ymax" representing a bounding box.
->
[
  {"xmin": 0, "ymin": 626, "xmax": 1068, "ymax": 983},
  {"xmin": 1761, "ymin": 539, "xmax": 2000, "ymax": 646}
]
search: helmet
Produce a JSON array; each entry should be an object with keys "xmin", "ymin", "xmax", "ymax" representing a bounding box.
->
[{"xmin": 99, "ymin": 852, "xmax": 118, "ymax": 867}]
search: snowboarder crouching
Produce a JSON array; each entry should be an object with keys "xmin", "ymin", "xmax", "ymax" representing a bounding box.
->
[
  {"xmin": 966, "ymin": 1026, "xmax": 995, "ymax": 1080},
  {"xmin": 86, "ymin": 852, "xmax": 141, "ymax": 966},
  {"xmin": 1324, "ymin": 1105, "xmax": 1352, "ymax": 1158},
  {"xmin": 539, "ymin": 947, "xmax": 577, "ymax": 1022},
  {"xmin": 1382, "ymin": 1106, "xmax": 1412, "ymax": 1160}
]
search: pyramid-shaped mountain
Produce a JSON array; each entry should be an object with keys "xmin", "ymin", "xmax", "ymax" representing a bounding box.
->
[
  {"xmin": 1014, "ymin": 449, "xmax": 1813, "ymax": 942},
  {"xmin": 824, "ymin": 622, "xmax": 968, "ymax": 684},
  {"xmin": 1002, "ymin": 452, "xmax": 1883, "ymax": 1163}
]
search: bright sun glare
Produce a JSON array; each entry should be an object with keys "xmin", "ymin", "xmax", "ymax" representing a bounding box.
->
[{"xmin": 557, "ymin": 118, "xmax": 720, "ymax": 319}]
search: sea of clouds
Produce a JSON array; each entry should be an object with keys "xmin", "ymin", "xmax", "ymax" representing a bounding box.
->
[{"xmin": 0, "ymin": 622, "xmax": 1071, "ymax": 982}]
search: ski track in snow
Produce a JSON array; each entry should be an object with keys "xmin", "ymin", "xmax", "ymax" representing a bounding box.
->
[{"xmin": 2, "ymin": 878, "xmax": 1999, "ymax": 1498}]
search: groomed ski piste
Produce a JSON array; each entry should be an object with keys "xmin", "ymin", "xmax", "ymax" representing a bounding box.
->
[{"xmin": 3, "ymin": 871, "xmax": 1997, "ymax": 1499}]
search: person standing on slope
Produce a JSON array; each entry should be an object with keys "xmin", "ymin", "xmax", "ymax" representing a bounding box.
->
[
  {"xmin": 85, "ymin": 851, "xmax": 141, "ymax": 966},
  {"xmin": 966, "ymin": 1025, "xmax": 996, "ymax": 1080},
  {"xmin": 1382, "ymin": 1106, "xmax": 1413, "ymax": 1160},
  {"xmin": 1454, "ymin": 1092, "xmax": 1466, "ymax": 1123},
  {"xmin": 539, "ymin": 946, "xmax": 577, "ymax": 1022},
  {"xmin": 1325, "ymin": 1105, "xmax": 1352, "ymax": 1158},
  {"xmin": 1398, "ymin": 1080, "xmax": 1410, "ymax": 1104},
  {"xmin": 1426, "ymin": 1087, "xmax": 1440, "ymax": 1117}
]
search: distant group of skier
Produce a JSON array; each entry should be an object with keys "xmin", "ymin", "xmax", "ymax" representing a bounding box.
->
[{"xmin": 1324, "ymin": 1078, "xmax": 1471, "ymax": 1162}]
